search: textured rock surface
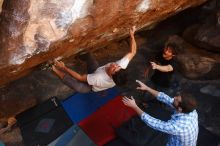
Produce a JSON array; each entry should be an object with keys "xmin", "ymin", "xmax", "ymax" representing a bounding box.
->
[
  {"xmin": 0, "ymin": 0, "xmax": 3, "ymax": 13},
  {"xmin": 168, "ymin": 35, "xmax": 220, "ymax": 79},
  {"xmin": 1, "ymin": 4, "xmax": 220, "ymax": 144},
  {"xmin": 183, "ymin": 0, "xmax": 220, "ymax": 53},
  {"xmin": 0, "ymin": 0, "xmax": 207, "ymax": 86}
]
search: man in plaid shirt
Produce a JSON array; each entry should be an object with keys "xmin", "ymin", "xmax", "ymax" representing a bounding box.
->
[{"xmin": 122, "ymin": 80, "xmax": 198, "ymax": 146}]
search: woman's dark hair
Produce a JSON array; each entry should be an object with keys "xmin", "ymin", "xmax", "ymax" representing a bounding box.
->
[
  {"xmin": 112, "ymin": 69, "xmax": 127, "ymax": 86},
  {"xmin": 179, "ymin": 91, "xmax": 197, "ymax": 113},
  {"xmin": 165, "ymin": 43, "xmax": 178, "ymax": 55}
]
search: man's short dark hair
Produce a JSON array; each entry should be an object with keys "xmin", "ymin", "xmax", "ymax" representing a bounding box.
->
[
  {"xmin": 165, "ymin": 43, "xmax": 178, "ymax": 55},
  {"xmin": 112, "ymin": 69, "xmax": 127, "ymax": 86},
  {"xmin": 179, "ymin": 91, "xmax": 197, "ymax": 113}
]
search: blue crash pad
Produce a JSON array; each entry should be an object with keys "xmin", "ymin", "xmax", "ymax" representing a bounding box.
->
[
  {"xmin": 61, "ymin": 87, "xmax": 118, "ymax": 123},
  {"xmin": 0, "ymin": 141, "xmax": 5, "ymax": 146}
]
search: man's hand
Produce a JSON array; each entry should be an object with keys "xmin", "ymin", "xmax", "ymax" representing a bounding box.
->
[
  {"xmin": 122, "ymin": 96, "xmax": 144, "ymax": 116},
  {"xmin": 136, "ymin": 80, "xmax": 149, "ymax": 91},
  {"xmin": 136, "ymin": 80, "xmax": 160, "ymax": 98},
  {"xmin": 122, "ymin": 96, "xmax": 138, "ymax": 109},
  {"xmin": 54, "ymin": 60, "xmax": 66, "ymax": 69},
  {"xmin": 151, "ymin": 62, "xmax": 158, "ymax": 70},
  {"xmin": 129, "ymin": 26, "xmax": 136, "ymax": 36},
  {"xmin": 125, "ymin": 25, "xmax": 137, "ymax": 61}
]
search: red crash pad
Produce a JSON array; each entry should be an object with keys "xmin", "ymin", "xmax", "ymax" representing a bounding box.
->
[{"xmin": 79, "ymin": 96, "xmax": 136, "ymax": 146}]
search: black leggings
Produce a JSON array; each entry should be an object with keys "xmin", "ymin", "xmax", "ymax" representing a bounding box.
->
[{"xmin": 62, "ymin": 52, "xmax": 99, "ymax": 93}]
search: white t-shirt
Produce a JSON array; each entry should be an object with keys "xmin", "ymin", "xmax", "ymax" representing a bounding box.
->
[{"xmin": 87, "ymin": 56, "xmax": 130, "ymax": 92}]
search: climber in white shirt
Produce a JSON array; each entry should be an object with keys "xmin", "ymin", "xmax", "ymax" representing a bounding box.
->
[{"xmin": 52, "ymin": 26, "xmax": 137, "ymax": 93}]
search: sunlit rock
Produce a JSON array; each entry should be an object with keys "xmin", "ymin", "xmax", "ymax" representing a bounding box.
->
[{"xmin": 0, "ymin": 0, "xmax": 207, "ymax": 86}]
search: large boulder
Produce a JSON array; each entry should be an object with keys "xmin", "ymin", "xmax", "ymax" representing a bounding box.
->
[
  {"xmin": 183, "ymin": 0, "xmax": 220, "ymax": 53},
  {"xmin": 0, "ymin": 0, "xmax": 207, "ymax": 86},
  {"xmin": 0, "ymin": 0, "xmax": 3, "ymax": 12},
  {"xmin": 168, "ymin": 35, "xmax": 220, "ymax": 80}
]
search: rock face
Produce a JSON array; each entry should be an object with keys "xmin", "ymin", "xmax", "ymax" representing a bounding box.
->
[
  {"xmin": 183, "ymin": 0, "xmax": 220, "ymax": 53},
  {"xmin": 168, "ymin": 35, "xmax": 220, "ymax": 79},
  {"xmin": 0, "ymin": 0, "xmax": 3, "ymax": 13},
  {"xmin": 0, "ymin": 0, "xmax": 207, "ymax": 86}
]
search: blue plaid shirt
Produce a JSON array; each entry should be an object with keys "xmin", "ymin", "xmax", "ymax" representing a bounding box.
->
[{"xmin": 141, "ymin": 92, "xmax": 198, "ymax": 146}]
